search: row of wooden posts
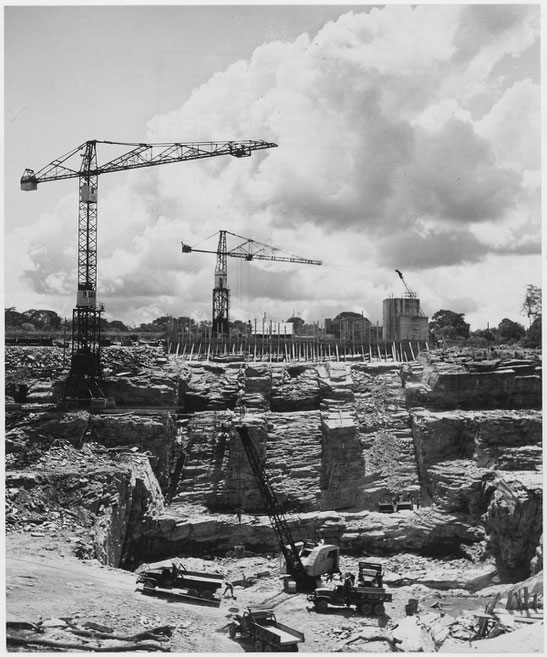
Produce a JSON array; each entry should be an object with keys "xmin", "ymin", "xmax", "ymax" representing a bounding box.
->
[{"xmin": 166, "ymin": 338, "xmax": 429, "ymax": 362}]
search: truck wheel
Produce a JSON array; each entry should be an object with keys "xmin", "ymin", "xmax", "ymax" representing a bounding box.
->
[
  {"xmin": 374, "ymin": 603, "xmax": 385, "ymax": 616},
  {"xmin": 358, "ymin": 603, "xmax": 373, "ymax": 616},
  {"xmin": 187, "ymin": 588, "xmax": 199, "ymax": 598},
  {"xmin": 254, "ymin": 640, "xmax": 264, "ymax": 652},
  {"xmin": 200, "ymin": 590, "xmax": 214, "ymax": 600},
  {"xmin": 316, "ymin": 600, "xmax": 329, "ymax": 613},
  {"xmin": 263, "ymin": 645, "xmax": 273, "ymax": 652},
  {"xmin": 228, "ymin": 623, "xmax": 236, "ymax": 639}
]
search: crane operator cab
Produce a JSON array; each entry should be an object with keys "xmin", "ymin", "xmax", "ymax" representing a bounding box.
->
[{"xmin": 279, "ymin": 540, "xmax": 339, "ymax": 579}]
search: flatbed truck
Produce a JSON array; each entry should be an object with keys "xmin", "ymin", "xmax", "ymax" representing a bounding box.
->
[{"xmin": 228, "ymin": 606, "xmax": 304, "ymax": 652}]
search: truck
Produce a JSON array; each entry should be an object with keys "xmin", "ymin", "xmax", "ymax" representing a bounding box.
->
[
  {"xmin": 307, "ymin": 562, "xmax": 392, "ymax": 616},
  {"xmin": 136, "ymin": 561, "xmax": 223, "ymax": 600},
  {"xmin": 228, "ymin": 606, "xmax": 304, "ymax": 652}
]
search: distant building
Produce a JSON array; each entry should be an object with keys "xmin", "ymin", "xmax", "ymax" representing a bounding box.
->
[
  {"xmin": 251, "ymin": 320, "xmax": 293, "ymax": 337},
  {"xmin": 383, "ymin": 297, "xmax": 428, "ymax": 341}
]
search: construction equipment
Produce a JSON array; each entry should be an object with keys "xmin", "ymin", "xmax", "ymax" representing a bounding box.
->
[
  {"xmin": 395, "ymin": 269, "xmax": 425, "ymax": 316},
  {"xmin": 136, "ymin": 561, "xmax": 223, "ymax": 600},
  {"xmin": 21, "ymin": 139, "xmax": 277, "ymax": 400},
  {"xmin": 182, "ymin": 229, "xmax": 322, "ymax": 336},
  {"xmin": 228, "ymin": 606, "xmax": 304, "ymax": 652},
  {"xmin": 307, "ymin": 562, "xmax": 392, "ymax": 616},
  {"xmin": 235, "ymin": 424, "xmax": 339, "ymax": 590}
]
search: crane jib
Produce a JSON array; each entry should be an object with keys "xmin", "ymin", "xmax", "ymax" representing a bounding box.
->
[{"xmin": 20, "ymin": 140, "xmax": 278, "ymax": 188}]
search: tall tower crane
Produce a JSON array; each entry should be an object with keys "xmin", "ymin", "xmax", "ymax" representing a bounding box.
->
[
  {"xmin": 182, "ymin": 229, "xmax": 322, "ymax": 336},
  {"xmin": 21, "ymin": 139, "xmax": 277, "ymax": 399}
]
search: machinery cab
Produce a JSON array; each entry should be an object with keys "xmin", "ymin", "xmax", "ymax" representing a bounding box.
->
[
  {"xmin": 279, "ymin": 540, "xmax": 339, "ymax": 578},
  {"xmin": 358, "ymin": 562, "xmax": 384, "ymax": 588}
]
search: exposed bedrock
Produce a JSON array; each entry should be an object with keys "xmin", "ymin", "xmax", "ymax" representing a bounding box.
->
[
  {"xmin": 125, "ymin": 509, "xmax": 346, "ymax": 564},
  {"xmin": 341, "ymin": 507, "xmax": 487, "ymax": 559},
  {"xmin": 483, "ymin": 472, "xmax": 543, "ymax": 582},
  {"xmin": 89, "ymin": 413, "xmax": 176, "ymax": 491},
  {"xmin": 6, "ymin": 355, "xmax": 542, "ymax": 583},
  {"xmin": 409, "ymin": 409, "xmax": 542, "ymax": 510},
  {"xmin": 403, "ymin": 363, "xmax": 542, "ymax": 410}
]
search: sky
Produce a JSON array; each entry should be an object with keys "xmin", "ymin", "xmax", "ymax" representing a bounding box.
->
[{"xmin": 3, "ymin": 1, "xmax": 542, "ymax": 331}]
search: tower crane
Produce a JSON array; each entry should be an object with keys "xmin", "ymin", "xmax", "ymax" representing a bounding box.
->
[
  {"xmin": 182, "ymin": 229, "xmax": 322, "ymax": 336},
  {"xmin": 20, "ymin": 139, "xmax": 277, "ymax": 400}
]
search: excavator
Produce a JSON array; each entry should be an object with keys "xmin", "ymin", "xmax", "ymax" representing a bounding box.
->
[{"xmin": 234, "ymin": 424, "xmax": 339, "ymax": 591}]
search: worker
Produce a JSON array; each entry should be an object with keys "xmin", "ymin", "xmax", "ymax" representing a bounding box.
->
[
  {"xmin": 223, "ymin": 581, "xmax": 236, "ymax": 599},
  {"xmin": 345, "ymin": 572, "xmax": 355, "ymax": 586}
]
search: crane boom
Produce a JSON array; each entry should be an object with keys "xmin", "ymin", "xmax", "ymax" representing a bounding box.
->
[
  {"xmin": 20, "ymin": 138, "xmax": 277, "ymax": 400},
  {"xmin": 234, "ymin": 425, "xmax": 309, "ymax": 586},
  {"xmin": 21, "ymin": 140, "xmax": 277, "ymax": 189},
  {"xmin": 182, "ymin": 229, "xmax": 321, "ymax": 335}
]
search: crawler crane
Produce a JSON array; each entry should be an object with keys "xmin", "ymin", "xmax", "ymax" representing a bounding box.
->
[
  {"xmin": 182, "ymin": 230, "xmax": 322, "ymax": 336},
  {"xmin": 20, "ymin": 139, "xmax": 277, "ymax": 399},
  {"xmin": 234, "ymin": 424, "xmax": 339, "ymax": 591}
]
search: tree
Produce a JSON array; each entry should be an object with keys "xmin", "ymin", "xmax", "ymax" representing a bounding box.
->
[
  {"xmin": 108, "ymin": 320, "xmax": 129, "ymax": 331},
  {"xmin": 21, "ymin": 309, "xmax": 62, "ymax": 329},
  {"xmin": 5, "ymin": 307, "xmax": 25, "ymax": 327},
  {"xmin": 497, "ymin": 318, "xmax": 526, "ymax": 344},
  {"xmin": 521, "ymin": 284, "xmax": 542, "ymax": 327},
  {"xmin": 524, "ymin": 316, "xmax": 542, "ymax": 348},
  {"xmin": 429, "ymin": 309, "xmax": 470, "ymax": 341},
  {"xmin": 286, "ymin": 316, "xmax": 305, "ymax": 335}
]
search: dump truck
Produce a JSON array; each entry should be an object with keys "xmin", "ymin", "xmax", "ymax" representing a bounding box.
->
[
  {"xmin": 228, "ymin": 606, "xmax": 304, "ymax": 652},
  {"xmin": 136, "ymin": 562, "xmax": 223, "ymax": 599},
  {"xmin": 307, "ymin": 562, "xmax": 392, "ymax": 616}
]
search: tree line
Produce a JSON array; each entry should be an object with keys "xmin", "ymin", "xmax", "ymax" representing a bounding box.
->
[{"xmin": 5, "ymin": 284, "xmax": 541, "ymax": 347}]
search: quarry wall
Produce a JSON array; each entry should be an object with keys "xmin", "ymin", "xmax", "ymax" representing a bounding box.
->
[{"xmin": 4, "ymin": 346, "xmax": 542, "ymax": 582}]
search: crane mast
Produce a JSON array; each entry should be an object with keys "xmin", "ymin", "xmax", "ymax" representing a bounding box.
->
[
  {"xmin": 213, "ymin": 230, "xmax": 229, "ymax": 336},
  {"xmin": 182, "ymin": 229, "xmax": 322, "ymax": 336},
  {"xmin": 21, "ymin": 139, "xmax": 277, "ymax": 400}
]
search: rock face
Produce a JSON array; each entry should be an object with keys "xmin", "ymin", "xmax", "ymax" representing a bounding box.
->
[
  {"xmin": 340, "ymin": 507, "xmax": 486, "ymax": 557},
  {"xmin": 4, "ymin": 347, "xmax": 542, "ymax": 583},
  {"xmin": 89, "ymin": 413, "xmax": 176, "ymax": 491},
  {"xmin": 483, "ymin": 472, "xmax": 543, "ymax": 581},
  {"xmin": 128, "ymin": 509, "xmax": 346, "ymax": 563},
  {"xmin": 404, "ymin": 358, "xmax": 541, "ymax": 410}
]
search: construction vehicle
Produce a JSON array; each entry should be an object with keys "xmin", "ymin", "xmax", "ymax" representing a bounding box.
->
[
  {"xmin": 21, "ymin": 139, "xmax": 276, "ymax": 400},
  {"xmin": 182, "ymin": 229, "xmax": 321, "ymax": 336},
  {"xmin": 307, "ymin": 561, "xmax": 392, "ymax": 616},
  {"xmin": 136, "ymin": 561, "xmax": 223, "ymax": 600},
  {"xmin": 235, "ymin": 424, "xmax": 339, "ymax": 591},
  {"xmin": 228, "ymin": 606, "xmax": 304, "ymax": 652}
]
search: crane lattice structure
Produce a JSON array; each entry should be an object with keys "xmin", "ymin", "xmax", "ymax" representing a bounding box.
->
[
  {"xmin": 182, "ymin": 229, "xmax": 322, "ymax": 336},
  {"xmin": 395, "ymin": 269, "xmax": 425, "ymax": 317},
  {"xmin": 234, "ymin": 425, "xmax": 309, "ymax": 586},
  {"xmin": 21, "ymin": 139, "xmax": 277, "ymax": 399}
]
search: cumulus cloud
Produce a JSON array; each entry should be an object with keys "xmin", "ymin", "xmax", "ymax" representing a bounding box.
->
[{"xmin": 9, "ymin": 4, "xmax": 541, "ymax": 328}]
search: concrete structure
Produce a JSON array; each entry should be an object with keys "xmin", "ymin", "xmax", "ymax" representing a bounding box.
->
[{"xmin": 383, "ymin": 296, "xmax": 429, "ymax": 341}]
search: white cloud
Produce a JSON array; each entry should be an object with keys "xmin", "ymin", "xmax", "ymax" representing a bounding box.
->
[{"xmin": 7, "ymin": 5, "xmax": 541, "ymax": 330}]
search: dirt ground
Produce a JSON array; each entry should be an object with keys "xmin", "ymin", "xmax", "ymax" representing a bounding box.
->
[{"xmin": 5, "ymin": 529, "xmax": 544, "ymax": 653}]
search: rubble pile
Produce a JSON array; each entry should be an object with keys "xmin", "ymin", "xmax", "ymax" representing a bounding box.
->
[{"xmin": 6, "ymin": 617, "xmax": 176, "ymax": 652}]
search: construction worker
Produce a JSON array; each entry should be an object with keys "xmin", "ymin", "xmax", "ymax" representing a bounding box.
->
[{"xmin": 223, "ymin": 581, "xmax": 236, "ymax": 599}]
